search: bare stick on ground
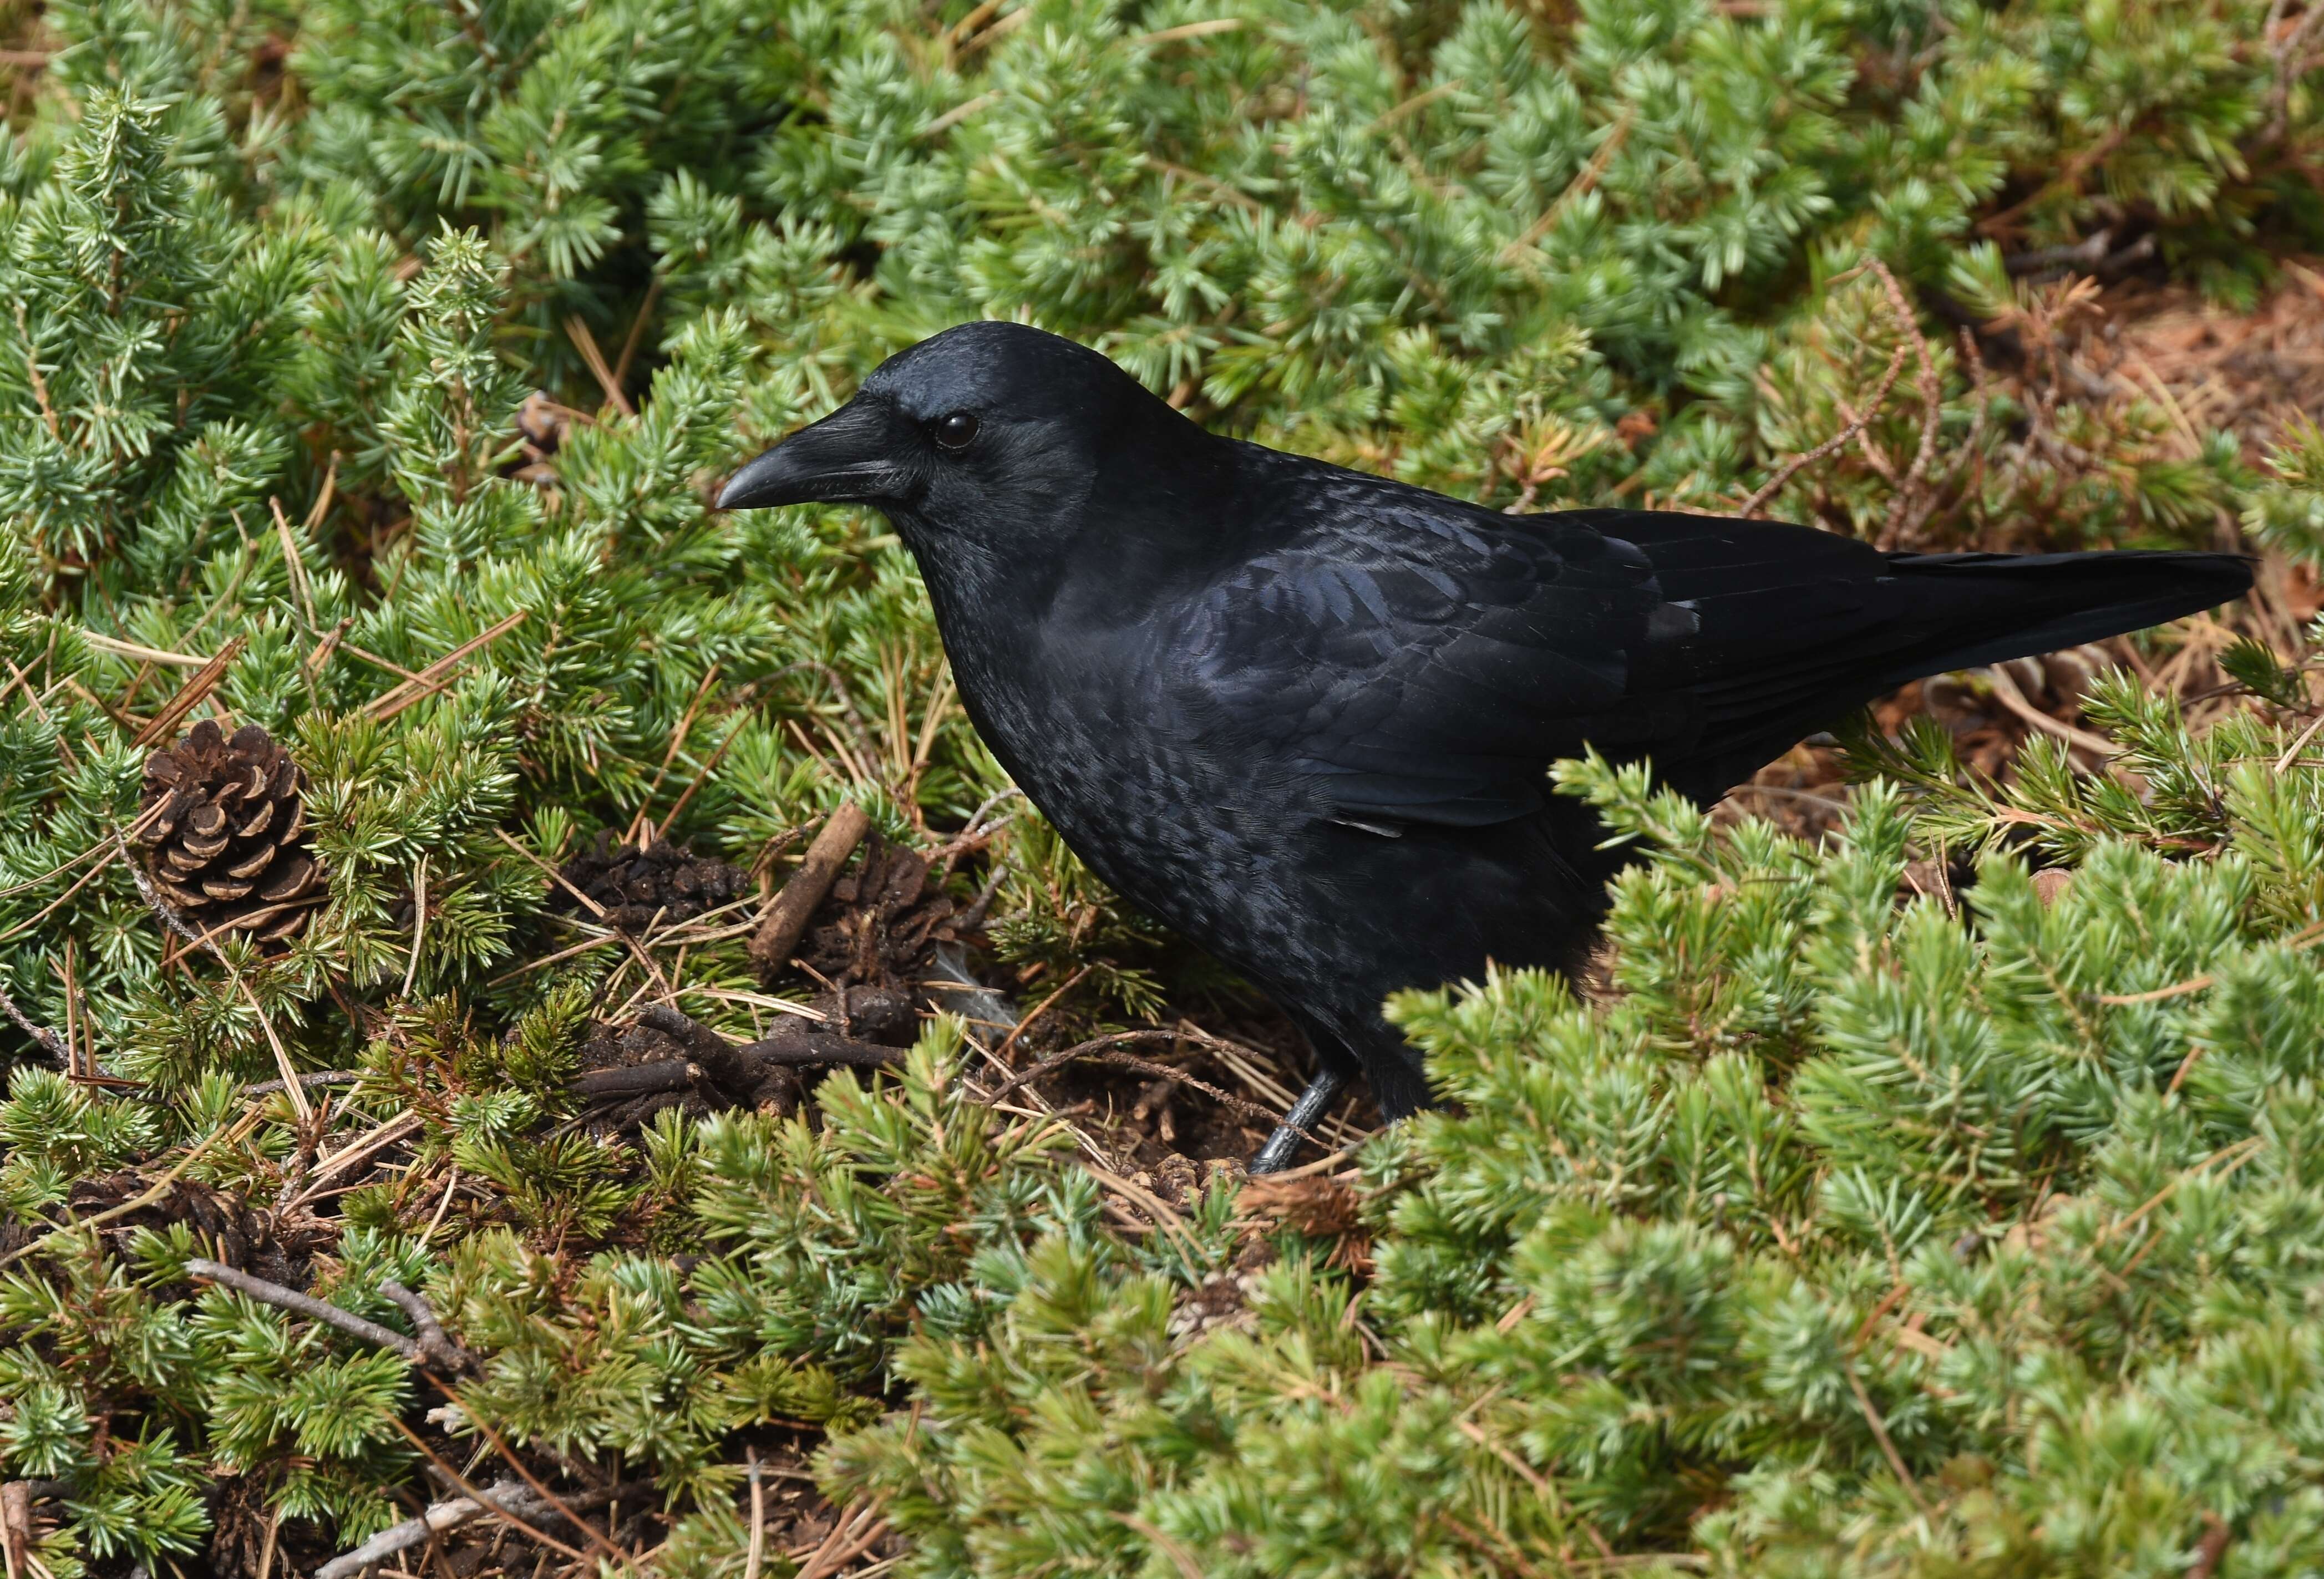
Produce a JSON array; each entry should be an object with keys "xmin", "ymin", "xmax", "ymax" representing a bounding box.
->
[
  {"xmin": 185, "ymin": 1258, "xmax": 429, "ymax": 1363},
  {"xmin": 0, "ymin": 979, "xmax": 67, "ymax": 1062},
  {"xmin": 738, "ymin": 1032, "xmax": 904, "ymax": 1071},
  {"xmin": 313, "ymin": 1478, "xmax": 555, "ymax": 1579},
  {"xmin": 186, "ymin": 1259, "xmax": 476, "ymax": 1375},
  {"xmin": 749, "ymin": 802, "xmax": 871, "ymax": 976},
  {"xmin": 573, "ymin": 1060, "xmax": 703, "ymax": 1100},
  {"xmin": 380, "ymin": 1278, "xmax": 480, "ymax": 1373}
]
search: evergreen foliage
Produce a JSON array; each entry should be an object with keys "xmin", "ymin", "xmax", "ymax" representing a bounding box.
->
[{"xmin": 0, "ymin": 0, "xmax": 2316, "ymax": 1572}]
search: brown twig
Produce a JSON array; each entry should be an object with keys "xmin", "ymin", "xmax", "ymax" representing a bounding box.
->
[
  {"xmin": 919, "ymin": 91, "xmax": 996, "ymax": 140},
  {"xmin": 1871, "ymin": 258, "xmax": 1945, "ymax": 550},
  {"xmin": 981, "ymin": 1029, "xmax": 1279, "ymax": 1127},
  {"xmin": 0, "ymin": 841, "xmax": 123, "ymax": 949},
  {"xmin": 1097, "ymin": 1051, "xmax": 1273, "ymax": 1123},
  {"xmin": 1136, "ymin": 16, "xmax": 1244, "ymax": 44},
  {"xmin": 237, "ymin": 975, "xmax": 313, "ymax": 1123},
  {"xmin": 1082, "ymin": 1160, "xmax": 1200, "ymax": 1256},
  {"xmin": 794, "ymin": 1504, "xmax": 888, "ymax": 1579},
  {"xmin": 625, "ymin": 665, "xmax": 720, "ymax": 844},
  {"xmin": 2263, "ymin": 0, "xmax": 2324, "ymax": 146},
  {"xmin": 380, "ymin": 1278, "xmax": 479, "ymax": 1373},
  {"xmin": 386, "ymin": 1419, "xmax": 593, "ymax": 1567},
  {"xmin": 743, "ymin": 1450, "xmax": 768, "ymax": 1579},
  {"xmin": 0, "ymin": 978, "xmax": 68, "ymax": 1062},
  {"xmin": 2189, "ymin": 1514, "xmax": 2234, "ymax": 1579},
  {"xmin": 573, "ymin": 1060, "xmax": 703, "ymax": 1100},
  {"xmin": 55, "ymin": 939, "xmax": 79, "ymax": 1079},
  {"xmin": 653, "ymin": 720, "xmax": 742, "ymax": 837},
  {"xmin": 304, "ymin": 453, "xmax": 340, "ymax": 534},
  {"xmin": 336, "ymin": 640, "xmax": 436, "ymax": 689},
  {"xmin": 303, "ymin": 618, "xmax": 352, "ymax": 681},
  {"xmin": 429, "ymin": 1386, "xmax": 641, "ymax": 1575},
  {"xmin": 0, "ymin": 661, "xmax": 35, "ymax": 719},
  {"xmin": 179, "ymin": 536, "xmax": 260, "ymax": 651},
  {"xmin": 1, "ymin": 1479, "xmax": 30, "ymax": 1579},
  {"xmin": 610, "ymin": 276, "xmax": 664, "ymax": 394},
  {"xmin": 735, "ymin": 1036, "xmax": 903, "ymax": 1072},
  {"xmin": 749, "ymin": 802, "xmax": 871, "ymax": 976},
  {"xmin": 1735, "ymin": 337, "xmax": 1912, "ymax": 520},
  {"xmin": 285, "ymin": 1111, "xmax": 425, "ymax": 1207},
  {"xmin": 1112, "ymin": 1512, "xmax": 1207, "ymax": 1579},
  {"xmin": 185, "ymin": 1257, "xmax": 430, "ymax": 1364},
  {"xmin": 1981, "ymin": 662, "xmax": 2119, "ymax": 759},
  {"xmin": 984, "ymin": 1030, "xmax": 1166, "ymax": 1102},
  {"xmin": 1502, "ymin": 105, "xmax": 1635, "ymax": 262},
  {"xmin": 13, "ymin": 302, "xmax": 58, "ymax": 440},
  {"xmin": 400, "ymin": 854, "xmax": 428, "ymax": 999},
  {"xmin": 2096, "ymin": 915, "xmax": 2324, "ymax": 1005},
  {"xmin": 991, "ymin": 963, "xmax": 1092, "ymax": 1063},
  {"xmin": 953, "ymin": 4, "xmax": 1028, "ymax": 57},
  {"xmin": 268, "ymin": 497, "xmax": 316, "ymax": 632},
  {"xmin": 314, "ymin": 1478, "xmax": 557, "ymax": 1579},
  {"xmin": 65, "ymin": 674, "xmax": 146, "ymax": 734},
  {"xmin": 493, "ymin": 827, "xmax": 607, "ymax": 918},
  {"xmin": 943, "ymin": 0, "xmax": 1001, "ymax": 48},
  {"xmin": 1976, "ymin": 126, "xmax": 2128, "ymax": 236},
  {"xmin": 1846, "ymin": 1363, "xmax": 1931, "ymax": 1516},
  {"xmin": 240, "ymin": 1069, "xmax": 362, "ymax": 1096},
  {"xmin": 1146, "ymin": 159, "xmax": 1263, "ymax": 214}
]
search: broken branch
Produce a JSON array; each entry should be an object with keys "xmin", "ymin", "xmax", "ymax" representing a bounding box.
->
[
  {"xmin": 749, "ymin": 801, "xmax": 871, "ymax": 977},
  {"xmin": 184, "ymin": 1257, "xmax": 428, "ymax": 1364},
  {"xmin": 313, "ymin": 1478, "xmax": 541, "ymax": 1579},
  {"xmin": 380, "ymin": 1278, "xmax": 480, "ymax": 1373}
]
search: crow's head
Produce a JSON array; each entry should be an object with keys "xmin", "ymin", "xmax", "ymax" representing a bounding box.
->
[{"xmin": 718, "ymin": 323, "xmax": 1206, "ymax": 559}]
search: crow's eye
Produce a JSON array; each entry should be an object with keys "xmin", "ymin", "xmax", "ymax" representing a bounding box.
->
[{"xmin": 933, "ymin": 412, "xmax": 979, "ymax": 451}]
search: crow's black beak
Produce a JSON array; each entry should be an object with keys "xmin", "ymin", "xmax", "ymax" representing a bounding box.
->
[{"xmin": 717, "ymin": 398, "xmax": 913, "ymax": 510}]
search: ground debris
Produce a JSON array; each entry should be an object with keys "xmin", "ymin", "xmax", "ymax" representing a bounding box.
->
[
  {"xmin": 792, "ymin": 834, "xmax": 962, "ymax": 993},
  {"xmin": 568, "ymin": 1005, "xmax": 912, "ymax": 1134},
  {"xmin": 43, "ymin": 1172, "xmax": 330, "ymax": 1289},
  {"xmin": 1240, "ymin": 1172, "xmax": 1372, "ymax": 1272},
  {"xmin": 553, "ymin": 832, "xmax": 750, "ymax": 934}
]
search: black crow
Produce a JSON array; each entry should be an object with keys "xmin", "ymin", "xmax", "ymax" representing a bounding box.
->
[{"xmin": 720, "ymin": 321, "xmax": 2252, "ymax": 1170}]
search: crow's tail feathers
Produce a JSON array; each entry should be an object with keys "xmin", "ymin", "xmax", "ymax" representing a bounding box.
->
[
  {"xmin": 1870, "ymin": 549, "xmax": 2254, "ymax": 685},
  {"xmin": 1587, "ymin": 509, "xmax": 2253, "ymax": 804}
]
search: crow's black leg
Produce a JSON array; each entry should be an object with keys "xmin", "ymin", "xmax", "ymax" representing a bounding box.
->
[{"xmin": 1249, "ymin": 1064, "xmax": 1350, "ymax": 1175}]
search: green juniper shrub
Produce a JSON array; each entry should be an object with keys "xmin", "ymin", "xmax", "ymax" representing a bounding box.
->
[{"xmin": 0, "ymin": 0, "xmax": 2316, "ymax": 1571}]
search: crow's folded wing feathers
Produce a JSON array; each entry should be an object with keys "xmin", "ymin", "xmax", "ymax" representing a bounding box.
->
[
  {"xmin": 1166, "ymin": 484, "xmax": 2248, "ymax": 830},
  {"xmin": 1161, "ymin": 486, "xmax": 1709, "ymax": 829},
  {"xmin": 1161, "ymin": 490, "xmax": 1992, "ymax": 830}
]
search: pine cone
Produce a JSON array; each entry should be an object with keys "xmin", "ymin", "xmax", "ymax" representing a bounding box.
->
[
  {"xmin": 553, "ymin": 833, "xmax": 749, "ymax": 933},
  {"xmin": 138, "ymin": 720, "xmax": 325, "ymax": 943}
]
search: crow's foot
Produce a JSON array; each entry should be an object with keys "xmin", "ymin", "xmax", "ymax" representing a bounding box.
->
[{"xmin": 1249, "ymin": 1065, "xmax": 1350, "ymax": 1174}]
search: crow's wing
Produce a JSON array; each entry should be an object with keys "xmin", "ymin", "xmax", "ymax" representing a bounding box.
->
[
  {"xmin": 1157, "ymin": 478, "xmax": 1696, "ymax": 830},
  {"xmin": 1161, "ymin": 470, "xmax": 2245, "ymax": 830}
]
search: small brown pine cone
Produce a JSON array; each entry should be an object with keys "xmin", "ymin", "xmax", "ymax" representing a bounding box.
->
[{"xmin": 138, "ymin": 719, "xmax": 326, "ymax": 943}]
